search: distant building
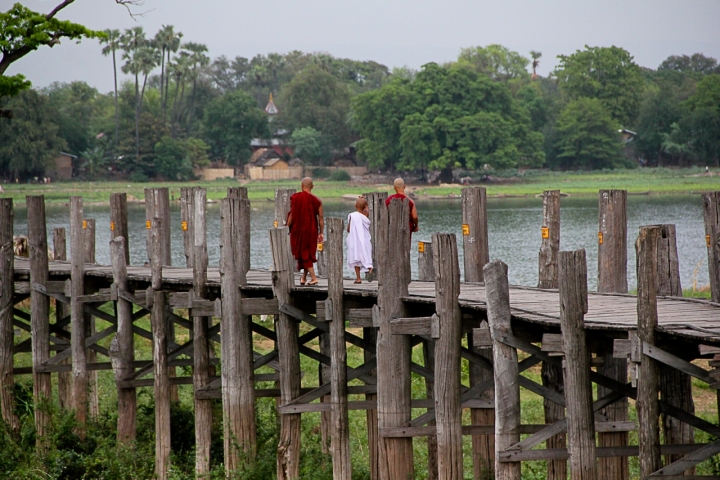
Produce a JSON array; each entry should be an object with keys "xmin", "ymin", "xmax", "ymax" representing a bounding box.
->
[
  {"xmin": 251, "ymin": 94, "xmax": 294, "ymax": 158},
  {"xmin": 244, "ymin": 148, "xmax": 303, "ymax": 180},
  {"xmin": 48, "ymin": 152, "xmax": 76, "ymax": 180}
]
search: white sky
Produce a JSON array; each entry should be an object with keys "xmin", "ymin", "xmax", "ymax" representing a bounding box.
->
[{"xmin": 5, "ymin": 0, "xmax": 720, "ymax": 94}]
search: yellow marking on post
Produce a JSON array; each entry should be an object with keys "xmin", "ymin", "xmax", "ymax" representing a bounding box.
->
[
  {"xmin": 418, "ymin": 241, "xmax": 425, "ymax": 253},
  {"xmin": 146, "ymin": 220, "xmax": 151, "ymax": 229},
  {"xmin": 274, "ymin": 220, "xmax": 279, "ymax": 228},
  {"xmin": 541, "ymin": 227, "xmax": 549, "ymax": 239},
  {"xmin": 181, "ymin": 221, "xmax": 188, "ymax": 231},
  {"xmin": 707, "ymin": 234, "xmax": 712, "ymax": 248},
  {"xmin": 82, "ymin": 220, "xmax": 87, "ymax": 229},
  {"xmin": 462, "ymin": 224, "xmax": 470, "ymax": 236},
  {"xmin": 598, "ymin": 232, "xmax": 604, "ymax": 245},
  {"xmin": 110, "ymin": 221, "xmax": 115, "ymax": 231},
  {"xmin": 317, "ymin": 242, "xmax": 323, "ymax": 252}
]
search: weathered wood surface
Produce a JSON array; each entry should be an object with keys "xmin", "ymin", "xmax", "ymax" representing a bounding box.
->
[
  {"xmin": 70, "ymin": 197, "xmax": 89, "ymax": 433},
  {"xmin": 27, "ymin": 195, "xmax": 51, "ymax": 450},
  {"xmin": 598, "ymin": 189, "xmax": 628, "ymax": 293},
  {"xmin": 363, "ymin": 191, "xmax": 387, "ymax": 282},
  {"xmin": 558, "ymin": 249, "xmax": 597, "ymax": 480},
  {"xmin": 538, "ymin": 190, "xmax": 560, "ymax": 289},
  {"xmin": 109, "ymin": 192, "xmax": 130, "ymax": 264},
  {"xmin": 702, "ymin": 192, "xmax": 720, "ymax": 302},
  {"xmin": 52, "ymin": 227, "xmax": 71, "ymax": 409},
  {"xmin": 326, "ymin": 217, "xmax": 351, "ymax": 479},
  {"xmin": 462, "ymin": 187, "xmax": 489, "ymax": 283},
  {"xmin": 83, "ymin": 218, "xmax": 99, "ymax": 420},
  {"xmin": 418, "ymin": 241, "xmax": 435, "ymax": 282},
  {"xmin": 636, "ymin": 226, "xmax": 662, "ymax": 477},
  {"xmin": 0, "ymin": 198, "xmax": 18, "ymax": 432},
  {"xmin": 486, "ymin": 261, "xmax": 520, "ymax": 480},
  {"xmin": 432, "ymin": 233, "xmax": 463, "ymax": 479}
]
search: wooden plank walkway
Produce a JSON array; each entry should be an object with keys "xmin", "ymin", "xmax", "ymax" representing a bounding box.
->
[{"xmin": 14, "ymin": 258, "xmax": 720, "ymax": 347}]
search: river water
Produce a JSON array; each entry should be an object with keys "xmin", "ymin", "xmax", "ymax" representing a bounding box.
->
[{"xmin": 11, "ymin": 194, "xmax": 711, "ymax": 291}]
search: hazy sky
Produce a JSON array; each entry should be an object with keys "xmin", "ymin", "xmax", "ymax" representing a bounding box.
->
[{"xmin": 6, "ymin": 0, "xmax": 720, "ymax": 94}]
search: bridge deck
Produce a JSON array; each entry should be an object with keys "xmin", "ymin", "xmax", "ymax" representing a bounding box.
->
[{"xmin": 14, "ymin": 258, "xmax": 720, "ymax": 348}]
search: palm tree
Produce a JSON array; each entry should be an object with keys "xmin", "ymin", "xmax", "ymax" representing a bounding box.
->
[
  {"xmin": 530, "ymin": 50, "xmax": 542, "ymax": 80},
  {"xmin": 138, "ymin": 45, "xmax": 160, "ymax": 112},
  {"xmin": 182, "ymin": 42, "xmax": 209, "ymax": 132},
  {"xmin": 168, "ymin": 52, "xmax": 192, "ymax": 131},
  {"xmin": 154, "ymin": 25, "xmax": 182, "ymax": 123},
  {"xmin": 121, "ymin": 26, "xmax": 146, "ymax": 161},
  {"xmin": 267, "ymin": 52, "xmax": 286, "ymax": 94},
  {"xmin": 100, "ymin": 29, "xmax": 121, "ymax": 156}
]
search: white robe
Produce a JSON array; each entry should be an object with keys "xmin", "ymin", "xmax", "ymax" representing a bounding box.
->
[{"xmin": 346, "ymin": 211, "xmax": 372, "ymax": 272}]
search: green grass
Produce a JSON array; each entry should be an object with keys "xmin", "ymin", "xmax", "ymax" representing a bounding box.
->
[{"xmin": 2, "ymin": 167, "xmax": 719, "ymax": 205}]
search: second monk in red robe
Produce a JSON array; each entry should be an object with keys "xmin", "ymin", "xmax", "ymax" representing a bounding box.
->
[{"xmin": 287, "ymin": 177, "xmax": 324, "ymax": 285}]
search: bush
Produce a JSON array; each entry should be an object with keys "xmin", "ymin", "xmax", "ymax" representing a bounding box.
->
[
  {"xmin": 328, "ymin": 169, "xmax": 351, "ymax": 181},
  {"xmin": 312, "ymin": 167, "xmax": 330, "ymax": 178},
  {"xmin": 128, "ymin": 170, "xmax": 149, "ymax": 183}
]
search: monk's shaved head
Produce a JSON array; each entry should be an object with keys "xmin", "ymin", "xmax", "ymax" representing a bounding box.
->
[
  {"xmin": 355, "ymin": 197, "xmax": 368, "ymax": 210},
  {"xmin": 301, "ymin": 177, "xmax": 314, "ymax": 188},
  {"xmin": 393, "ymin": 177, "xmax": 406, "ymax": 194}
]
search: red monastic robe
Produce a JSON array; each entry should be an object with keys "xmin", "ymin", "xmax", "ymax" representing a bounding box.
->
[
  {"xmin": 385, "ymin": 193, "xmax": 416, "ymax": 233},
  {"xmin": 289, "ymin": 191, "xmax": 321, "ymax": 270}
]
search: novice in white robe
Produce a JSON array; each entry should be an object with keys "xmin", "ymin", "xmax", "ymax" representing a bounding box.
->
[{"xmin": 346, "ymin": 198, "xmax": 373, "ymax": 283}]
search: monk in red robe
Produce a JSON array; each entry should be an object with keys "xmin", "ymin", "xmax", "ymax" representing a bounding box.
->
[
  {"xmin": 385, "ymin": 177, "xmax": 419, "ymax": 233},
  {"xmin": 287, "ymin": 177, "xmax": 324, "ymax": 285}
]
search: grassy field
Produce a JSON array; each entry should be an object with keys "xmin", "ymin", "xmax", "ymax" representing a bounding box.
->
[{"xmin": 2, "ymin": 167, "xmax": 719, "ymax": 205}]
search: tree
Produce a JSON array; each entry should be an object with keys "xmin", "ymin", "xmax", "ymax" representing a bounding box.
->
[
  {"xmin": 120, "ymin": 26, "xmax": 147, "ymax": 161},
  {"xmin": 553, "ymin": 97, "xmax": 623, "ymax": 169},
  {"xmin": 0, "ymin": 89, "xmax": 66, "ymax": 180},
  {"xmin": 457, "ymin": 44, "xmax": 530, "ymax": 82},
  {"xmin": 99, "ymin": 29, "xmax": 121, "ymax": 154},
  {"xmin": 153, "ymin": 25, "xmax": 182, "ymax": 123},
  {"xmin": 45, "ymin": 81, "xmax": 98, "ymax": 155},
  {"xmin": 555, "ymin": 45, "xmax": 644, "ymax": 126},
  {"xmin": 530, "ymin": 50, "xmax": 542, "ymax": 79},
  {"xmin": 659, "ymin": 54, "xmax": 719, "ymax": 75},
  {"xmin": 202, "ymin": 90, "xmax": 269, "ymax": 165},
  {"xmin": 154, "ymin": 136, "xmax": 193, "ymax": 180},
  {"xmin": 280, "ymin": 65, "xmax": 352, "ymax": 153},
  {"xmin": 0, "ymin": 2, "xmax": 105, "ymax": 98},
  {"xmin": 182, "ymin": 42, "xmax": 209, "ymax": 132},
  {"xmin": 291, "ymin": 126, "xmax": 330, "ymax": 165}
]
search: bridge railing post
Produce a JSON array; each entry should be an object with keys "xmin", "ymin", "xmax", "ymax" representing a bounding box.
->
[
  {"xmin": 0, "ymin": 198, "xmax": 19, "ymax": 432},
  {"xmin": 52, "ymin": 227, "xmax": 72, "ymax": 411},
  {"xmin": 461, "ymin": 187, "xmax": 489, "ymax": 283},
  {"xmin": 702, "ymin": 192, "xmax": 720, "ymax": 302},
  {"xmin": 363, "ymin": 191, "xmax": 387, "ymax": 282},
  {"xmin": 70, "ymin": 196, "xmax": 89, "ymax": 435},
  {"xmin": 110, "ymin": 192, "xmax": 129, "ymax": 264},
  {"xmin": 83, "ymin": 218, "xmax": 99, "ymax": 419}
]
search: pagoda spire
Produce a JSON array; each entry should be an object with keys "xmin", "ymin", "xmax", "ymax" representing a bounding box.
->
[{"xmin": 265, "ymin": 93, "xmax": 279, "ymax": 115}]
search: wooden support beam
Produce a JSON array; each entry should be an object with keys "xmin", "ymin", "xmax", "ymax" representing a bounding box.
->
[
  {"xmin": 498, "ymin": 443, "xmax": 714, "ymax": 462},
  {"xmin": 109, "ymin": 192, "xmax": 130, "ymax": 264},
  {"xmin": 468, "ymin": 324, "xmax": 495, "ymax": 480},
  {"xmin": 326, "ymin": 217, "xmax": 351, "ymax": 478},
  {"xmin": 362, "ymin": 191, "xmax": 387, "ymax": 282},
  {"xmin": 651, "ymin": 439, "xmax": 720, "ymax": 477},
  {"xmin": 221, "ymin": 191, "xmax": 256, "ymax": 474},
  {"xmin": 462, "ymin": 187, "xmax": 489, "ymax": 283},
  {"xmin": 636, "ymin": 226, "xmax": 662, "ymax": 477},
  {"xmin": 559, "ymin": 249, "xmax": 597, "ymax": 480},
  {"xmin": 150, "ymin": 217, "xmax": 171, "ymax": 480},
  {"xmin": 52, "ymin": 227, "xmax": 71, "ymax": 411},
  {"xmin": 83, "ymin": 218, "xmax": 99, "ymax": 420},
  {"xmin": 485, "ymin": 260, "xmax": 520, "ymax": 480},
  {"xmin": 241, "ymin": 297, "xmax": 278, "ymax": 316},
  {"xmin": 109, "ymin": 236, "xmax": 136, "ymax": 444},
  {"xmin": 432, "ymin": 232, "xmax": 463, "ymax": 479},
  {"xmin": 274, "ymin": 188, "xmax": 296, "ymax": 273},
  {"xmin": 423, "ymin": 336, "xmax": 438, "ymax": 480},
  {"xmin": 0, "ymin": 198, "xmax": 19, "ymax": 433},
  {"xmin": 376, "ymin": 195, "xmax": 414, "ymax": 480},
  {"xmin": 418, "ymin": 241, "xmax": 434, "ymax": 282},
  {"xmin": 27, "ymin": 195, "xmax": 51, "ymax": 450},
  {"xmin": 364, "ymin": 323, "xmax": 379, "ymax": 480},
  {"xmin": 538, "ymin": 190, "xmax": 561, "ymax": 289},
  {"xmin": 389, "ymin": 315, "xmax": 438, "ymax": 337},
  {"xmin": 70, "ymin": 197, "xmax": 89, "ymax": 434},
  {"xmin": 702, "ymin": 192, "xmax": 720, "ymax": 302},
  {"xmin": 270, "ymin": 226, "xmax": 301, "ymax": 480}
]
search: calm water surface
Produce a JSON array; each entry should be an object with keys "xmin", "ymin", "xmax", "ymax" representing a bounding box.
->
[{"xmin": 12, "ymin": 195, "xmax": 710, "ymax": 291}]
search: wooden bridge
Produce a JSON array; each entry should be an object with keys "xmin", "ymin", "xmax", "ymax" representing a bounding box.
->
[{"xmin": 2, "ymin": 188, "xmax": 720, "ymax": 480}]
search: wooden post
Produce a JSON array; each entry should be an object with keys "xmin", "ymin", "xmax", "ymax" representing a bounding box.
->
[
  {"xmin": 83, "ymin": 218, "xmax": 99, "ymax": 419},
  {"xmin": 597, "ymin": 189, "xmax": 629, "ymax": 480},
  {"xmin": 376, "ymin": 197, "xmax": 414, "ymax": 480},
  {"xmin": 269, "ymin": 227, "xmax": 301, "ymax": 480},
  {"xmin": 180, "ymin": 187, "xmax": 194, "ymax": 268},
  {"xmin": 537, "ymin": 187, "xmax": 565, "ymax": 480},
  {"xmin": 363, "ymin": 191, "xmax": 388, "ymax": 282},
  {"xmin": 189, "ymin": 188, "xmax": 212, "ymax": 477},
  {"xmin": 364, "ymin": 325, "xmax": 379, "ymax": 480},
  {"xmin": 275, "ymin": 188, "xmax": 296, "ymax": 272},
  {"xmin": 110, "ymin": 192, "xmax": 130, "ymax": 264},
  {"xmin": 418, "ymin": 241, "xmax": 434, "ymax": 282},
  {"xmin": 432, "ymin": 233, "xmax": 463, "ymax": 479},
  {"xmin": 462, "ymin": 187, "xmax": 489, "ymax": 283},
  {"xmin": 320, "ymin": 331, "xmax": 331, "ymax": 454},
  {"xmin": 558, "ymin": 249, "xmax": 596, "ymax": 480},
  {"xmin": 0, "ymin": 198, "xmax": 19, "ymax": 432},
  {"xmin": 27, "ymin": 195, "xmax": 51, "ymax": 449},
  {"xmin": 150, "ymin": 217, "xmax": 171, "ymax": 480},
  {"xmin": 485, "ymin": 260, "xmax": 520, "ymax": 480},
  {"xmin": 326, "ymin": 217, "xmax": 351, "ymax": 478},
  {"xmin": 53, "ymin": 227, "xmax": 72, "ymax": 411},
  {"xmin": 538, "ymin": 190, "xmax": 560, "ymax": 289},
  {"xmin": 702, "ymin": 192, "xmax": 720, "ymax": 302},
  {"xmin": 70, "ymin": 196, "xmax": 89, "ymax": 434},
  {"xmin": 655, "ymin": 224, "xmax": 694, "ymax": 471},
  {"xmin": 636, "ymin": 226, "xmax": 662, "ymax": 477},
  {"xmin": 541, "ymin": 361, "xmax": 566, "ymax": 480},
  {"xmin": 220, "ymin": 192, "xmax": 256, "ymax": 474},
  {"xmin": 109, "ymin": 236, "xmax": 136, "ymax": 444},
  {"xmin": 598, "ymin": 189, "xmax": 628, "ymax": 293},
  {"xmin": 467, "ymin": 329, "xmax": 494, "ymax": 480}
]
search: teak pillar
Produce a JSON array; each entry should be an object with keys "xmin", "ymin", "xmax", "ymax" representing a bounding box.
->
[
  {"xmin": 418, "ymin": 240, "xmax": 438, "ymax": 478},
  {"xmin": 27, "ymin": 195, "xmax": 51, "ymax": 450},
  {"xmin": 274, "ymin": 188, "xmax": 296, "ymax": 273},
  {"xmin": 53, "ymin": 227, "xmax": 72, "ymax": 410},
  {"xmin": 702, "ymin": 192, "xmax": 720, "ymax": 302},
  {"xmin": 110, "ymin": 192, "xmax": 130, "ymax": 264},
  {"xmin": 0, "ymin": 198, "xmax": 19, "ymax": 432},
  {"xmin": 597, "ymin": 189, "xmax": 628, "ymax": 480},
  {"xmin": 376, "ymin": 197, "xmax": 414, "ymax": 480},
  {"xmin": 221, "ymin": 190, "xmax": 255, "ymax": 474},
  {"xmin": 84, "ymin": 218, "xmax": 99, "ymax": 419},
  {"xmin": 461, "ymin": 187, "xmax": 489, "ymax": 283},
  {"xmin": 558, "ymin": 249, "xmax": 597, "ymax": 480},
  {"xmin": 363, "ymin": 191, "xmax": 388, "ymax": 282},
  {"xmin": 70, "ymin": 197, "xmax": 89, "ymax": 435}
]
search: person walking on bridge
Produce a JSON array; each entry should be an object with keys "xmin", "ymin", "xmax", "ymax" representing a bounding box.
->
[
  {"xmin": 287, "ymin": 177, "xmax": 324, "ymax": 285},
  {"xmin": 385, "ymin": 177, "xmax": 419, "ymax": 234}
]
